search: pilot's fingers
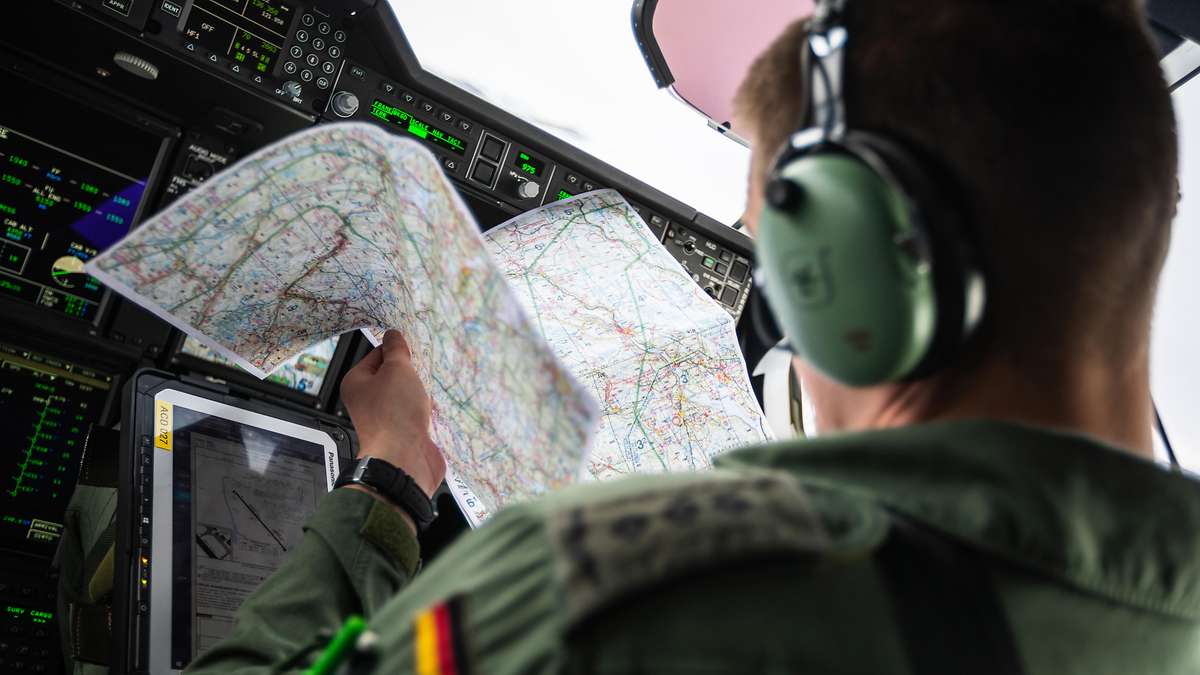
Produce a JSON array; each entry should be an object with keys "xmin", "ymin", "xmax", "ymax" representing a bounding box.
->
[
  {"xmin": 382, "ymin": 329, "xmax": 413, "ymax": 361},
  {"xmin": 345, "ymin": 341, "xmax": 385, "ymax": 381}
]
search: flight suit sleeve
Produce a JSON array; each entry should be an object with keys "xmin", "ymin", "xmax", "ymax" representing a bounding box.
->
[{"xmin": 184, "ymin": 487, "xmax": 420, "ymax": 674}]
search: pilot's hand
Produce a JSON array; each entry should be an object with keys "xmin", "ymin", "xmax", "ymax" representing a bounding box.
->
[{"xmin": 341, "ymin": 330, "xmax": 446, "ymax": 499}]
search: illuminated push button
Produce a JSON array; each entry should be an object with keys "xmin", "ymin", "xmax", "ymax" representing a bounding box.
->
[
  {"xmin": 316, "ymin": 76, "xmax": 330, "ymax": 90},
  {"xmin": 565, "ymin": 173, "xmax": 580, "ymax": 186},
  {"xmin": 282, "ymin": 61, "xmax": 298, "ymax": 74},
  {"xmin": 312, "ymin": 37, "xmax": 326, "ymax": 52},
  {"xmin": 322, "ymin": 61, "xmax": 335, "ymax": 74},
  {"xmin": 516, "ymin": 181, "xmax": 541, "ymax": 200},
  {"xmin": 289, "ymin": 45, "xmax": 303, "ymax": 58},
  {"xmin": 439, "ymin": 110, "xmax": 454, "ymax": 124},
  {"xmin": 730, "ymin": 260, "xmax": 749, "ymax": 282},
  {"xmin": 306, "ymin": 53, "xmax": 320, "ymax": 67},
  {"xmin": 720, "ymin": 250, "xmax": 732, "ymax": 262},
  {"xmin": 331, "ymin": 91, "xmax": 359, "ymax": 117},
  {"xmin": 457, "ymin": 119, "xmax": 473, "ymax": 133},
  {"xmin": 300, "ymin": 69, "xmax": 313, "ymax": 82},
  {"xmin": 301, "ymin": 13, "xmax": 315, "ymax": 26},
  {"xmin": 471, "ymin": 161, "xmax": 497, "ymax": 185},
  {"xmin": 328, "ymin": 45, "xmax": 342, "ymax": 59},
  {"xmin": 334, "ymin": 29, "xmax": 347, "ymax": 43},
  {"xmin": 715, "ymin": 262, "xmax": 728, "ymax": 275},
  {"xmin": 318, "ymin": 21, "xmax": 331, "ymax": 35},
  {"xmin": 380, "ymin": 81, "xmax": 398, "ymax": 96},
  {"xmin": 720, "ymin": 286, "xmax": 738, "ymax": 306},
  {"xmin": 296, "ymin": 29, "xmax": 309, "ymax": 43},
  {"xmin": 479, "ymin": 136, "xmax": 504, "ymax": 162},
  {"xmin": 420, "ymin": 100, "xmax": 436, "ymax": 115}
]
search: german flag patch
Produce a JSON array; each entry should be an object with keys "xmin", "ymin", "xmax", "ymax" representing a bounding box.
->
[{"xmin": 413, "ymin": 598, "xmax": 469, "ymax": 675}]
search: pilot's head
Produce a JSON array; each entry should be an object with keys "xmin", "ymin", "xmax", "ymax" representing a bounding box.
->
[{"xmin": 734, "ymin": 0, "xmax": 1178, "ymax": 447}]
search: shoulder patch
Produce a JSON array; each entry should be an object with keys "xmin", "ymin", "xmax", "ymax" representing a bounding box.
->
[{"xmin": 548, "ymin": 471, "xmax": 878, "ymax": 627}]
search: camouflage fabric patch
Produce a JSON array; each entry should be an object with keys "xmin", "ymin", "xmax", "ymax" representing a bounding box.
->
[{"xmin": 549, "ymin": 472, "xmax": 832, "ymax": 627}]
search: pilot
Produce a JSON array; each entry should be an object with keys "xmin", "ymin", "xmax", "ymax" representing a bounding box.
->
[{"xmin": 186, "ymin": 0, "xmax": 1194, "ymax": 672}]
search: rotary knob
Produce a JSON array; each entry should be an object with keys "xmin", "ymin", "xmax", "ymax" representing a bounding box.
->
[
  {"xmin": 516, "ymin": 181, "xmax": 540, "ymax": 200},
  {"xmin": 113, "ymin": 52, "xmax": 159, "ymax": 80},
  {"xmin": 331, "ymin": 91, "xmax": 359, "ymax": 118},
  {"xmin": 282, "ymin": 80, "xmax": 303, "ymax": 98}
]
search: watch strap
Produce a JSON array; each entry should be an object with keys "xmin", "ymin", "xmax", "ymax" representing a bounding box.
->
[{"xmin": 335, "ymin": 457, "xmax": 437, "ymax": 531}]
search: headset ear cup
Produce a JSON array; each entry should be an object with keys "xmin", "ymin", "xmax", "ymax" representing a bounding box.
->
[
  {"xmin": 757, "ymin": 148, "xmax": 940, "ymax": 386},
  {"xmin": 843, "ymin": 132, "xmax": 985, "ymax": 380}
]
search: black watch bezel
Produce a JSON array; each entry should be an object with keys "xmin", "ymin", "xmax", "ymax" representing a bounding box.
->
[{"xmin": 335, "ymin": 456, "xmax": 438, "ymax": 531}]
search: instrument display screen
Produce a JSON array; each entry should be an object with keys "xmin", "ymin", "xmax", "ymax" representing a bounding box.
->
[
  {"xmin": 0, "ymin": 69, "xmax": 164, "ymax": 320},
  {"xmin": 183, "ymin": 0, "xmax": 294, "ymax": 74},
  {"xmin": 0, "ymin": 341, "xmax": 111, "ymax": 556}
]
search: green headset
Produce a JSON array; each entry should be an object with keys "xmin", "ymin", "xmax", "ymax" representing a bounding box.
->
[{"xmin": 755, "ymin": 0, "xmax": 987, "ymax": 386}]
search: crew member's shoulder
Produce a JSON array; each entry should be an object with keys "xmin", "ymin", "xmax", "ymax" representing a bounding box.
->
[
  {"xmin": 355, "ymin": 469, "xmax": 889, "ymax": 674},
  {"xmin": 534, "ymin": 467, "xmax": 890, "ymax": 623}
]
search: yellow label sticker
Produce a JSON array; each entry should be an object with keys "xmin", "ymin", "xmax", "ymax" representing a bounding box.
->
[{"xmin": 154, "ymin": 400, "xmax": 173, "ymax": 451}]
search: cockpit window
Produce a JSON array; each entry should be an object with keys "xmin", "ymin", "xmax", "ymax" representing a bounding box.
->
[
  {"xmin": 388, "ymin": 1, "xmax": 751, "ymax": 225},
  {"xmin": 1152, "ymin": 77, "xmax": 1199, "ymax": 469},
  {"xmin": 396, "ymin": 2, "xmax": 1196, "ymax": 466}
]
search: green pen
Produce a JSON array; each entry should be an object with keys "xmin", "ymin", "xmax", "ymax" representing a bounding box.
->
[{"xmin": 307, "ymin": 614, "xmax": 367, "ymax": 675}]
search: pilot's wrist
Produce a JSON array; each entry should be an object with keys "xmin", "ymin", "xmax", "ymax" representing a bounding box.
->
[
  {"xmin": 357, "ymin": 434, "xmax": 442, "ymax": 499},
  {"xmin": 342, "ymin": 483, "xmax": 418, "ymax": 535}
]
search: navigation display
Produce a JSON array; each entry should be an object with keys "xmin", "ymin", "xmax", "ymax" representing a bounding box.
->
[
  {"xmin": 180, "ymin": 334, "xmax": 340, "ymax": 395},
  {"xmin": 0, "ymin": 341, "xmax": 111, "ymax": 556},
  {"xmin": 0, "ymin": 69, "xmax": 165, "ymax": 320}
]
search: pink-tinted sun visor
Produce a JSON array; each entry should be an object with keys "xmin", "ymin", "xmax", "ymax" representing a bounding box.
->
[{"xmin": 632, "ymin": 0, "xmax": 814, "ymax": 143}]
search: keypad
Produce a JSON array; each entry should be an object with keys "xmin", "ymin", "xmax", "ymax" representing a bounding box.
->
[{"xmin": 279, "ymin": 14, "xmax": 348, "ymax": 93}]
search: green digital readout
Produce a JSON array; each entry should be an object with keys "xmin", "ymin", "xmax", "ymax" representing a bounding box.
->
[
  {"xmin": 369, "ymin": 100, "xmax": 466, "ymax": 155},
  {"xmin": 513, "ymin": 151, "xmax": 544, "ymax": 177},
  {"xmin": 557, "ymin": 189, "xmax": 574, "ymax": 201},
  {"xmin": 4, "ymin": 604, "xmax": 53, "ymax": 623},
  {"xmin": 230, "ymin": 30, "xmax": 278, "ymax": 73}
]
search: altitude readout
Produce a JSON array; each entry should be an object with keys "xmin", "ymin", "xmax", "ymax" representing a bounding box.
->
[
  {"xmin": 0, "ymin": 124, "xmax": 146, "ymax": 320},
  {"xmin": 513, "ymin": 151, "xmax": 544, "ymax": 178},
  {"xmin": 370, "ymin": 100, "xmax": 466, "ymax": 155},
  {"xmin": 0, "ymin": 342, "xmax": 111, "ymax": 555}
]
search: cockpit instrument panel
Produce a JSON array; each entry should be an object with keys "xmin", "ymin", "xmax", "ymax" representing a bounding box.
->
[{"xmin": 0, "ymin": 67, "xmax": 171, "ymax": 321}]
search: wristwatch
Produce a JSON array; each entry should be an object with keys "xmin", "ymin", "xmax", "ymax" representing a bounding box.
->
[{"xmin": 335, "ymin": 456, "xmax": 438, "ymax": 531}]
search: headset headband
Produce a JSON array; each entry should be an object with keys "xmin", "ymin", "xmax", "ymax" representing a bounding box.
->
[{"xmin": 806, "ymin": 0, "xmax": 849, "ymax": 141}]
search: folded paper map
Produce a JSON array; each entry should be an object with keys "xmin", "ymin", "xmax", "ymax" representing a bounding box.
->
[
  {"xmin": 484, "ymin": 191, "xmax": 772, "ymax": 481},
  {"xmin": 87, "ymin": 123, "xmax": 599, "ymax": 523},
  {"xmin": 89, "ymin": 123, "xmax": 771, "ymax": 524}
]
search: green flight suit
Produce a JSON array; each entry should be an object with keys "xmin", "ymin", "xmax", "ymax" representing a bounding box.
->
[{"xmin": 183, "ymin": 420, "xmax": 1200, "ymax": 674}]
